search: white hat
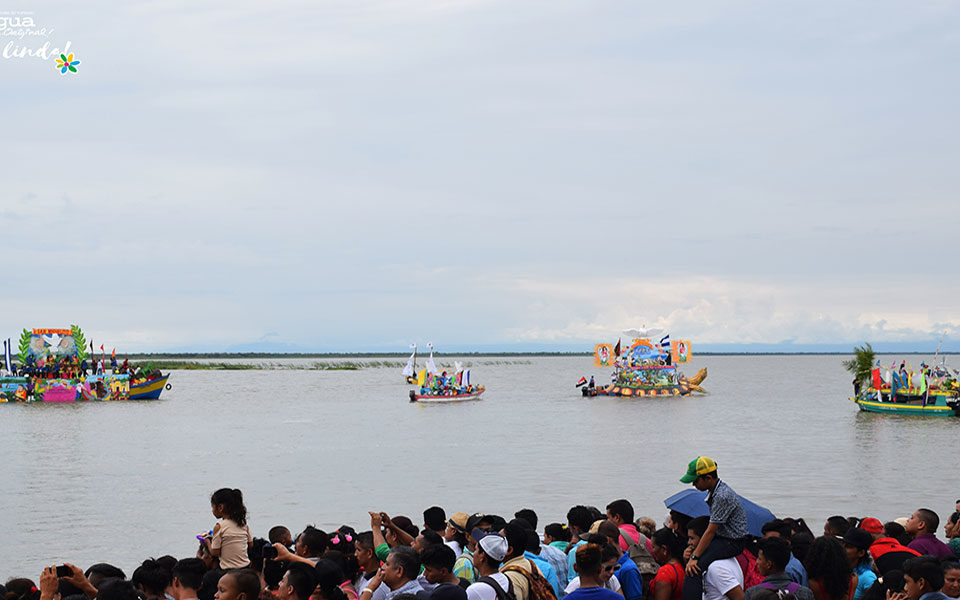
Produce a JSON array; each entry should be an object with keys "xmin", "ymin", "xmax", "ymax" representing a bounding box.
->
[{"xmin": 477, "ymin": 533, "xmax": 508, "ymax": 562}]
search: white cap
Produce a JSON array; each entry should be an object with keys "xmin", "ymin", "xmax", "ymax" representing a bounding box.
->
[{"xmin": 478, "ymin": 533, "xmax": 508, "ymax": 562}]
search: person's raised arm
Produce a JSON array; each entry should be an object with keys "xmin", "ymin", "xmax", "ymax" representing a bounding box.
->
[
  {"xmin": 382, "ymin": 514, "xmax": 415, "ymax": 547},
  {"xmin": 39, "ymin": 566, "xmax": 59, "ymax": 600},
  {"xmin": 370, "ymin": 511, "xmax": 388, "ymax": 548},
  {"xmin": 61, "ymin": 564, "xmax": 98, "ymax": 600},
  {"xmin": 272, "ymin": 543, "xmax": 314, "ymax": 566}
]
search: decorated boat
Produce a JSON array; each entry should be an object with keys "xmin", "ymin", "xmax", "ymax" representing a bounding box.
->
[
  {"xmin": 408, "ymin": 349, "xmax": 485, "ymax": 402},
  {"xmin": 579, "ymin": 327, "xmax": 707, "ymax": 398},
  {"xmin": 0, "ymin": 326, "xmax": 168, "ymax": 403},
  {"xmin": 846, "ymin": 342, "xmax": 960, "ymax": 416}
]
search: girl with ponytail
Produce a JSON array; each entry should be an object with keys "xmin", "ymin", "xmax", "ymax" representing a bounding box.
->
[{"xmin": 207, "ymin": 488, "xmax": 253, "ymax": 569}]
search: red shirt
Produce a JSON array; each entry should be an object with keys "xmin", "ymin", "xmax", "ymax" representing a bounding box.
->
[{"xmin": 650, "ymin": 563, "xmax": 684, "ymax": 600}]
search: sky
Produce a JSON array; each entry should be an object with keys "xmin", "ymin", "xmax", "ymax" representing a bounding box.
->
[{"xmin": 2, "ymin": 0, "xmax": 960, "ymax": 352}]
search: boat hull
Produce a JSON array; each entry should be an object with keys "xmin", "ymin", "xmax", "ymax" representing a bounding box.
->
[
  {"xmin": 585, "ymin": 384, "xmax": 692, "ymax": 397},
  {"xmin": 129, "ymin": 375, "xmax": 170, "ymax": 400},
  {"xmin": 852, "ymin": 393, "xmax": 958, "ymax": 417},
  {"xmin": 410, "ymin": 389, "xmax": 485, "ymax": 402}
]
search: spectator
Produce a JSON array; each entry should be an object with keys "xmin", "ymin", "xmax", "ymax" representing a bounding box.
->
[
  {"xmin": 465, "ymin": 533, "xmax": 510, "ymax": 600},
  {"xmin": 824, "ymin": 518, "xmax": 851, "ymax": 539},
  {"xmin": 840, "ymin": 529, "xmax": 877, "ymax": 600},
  {"xmin": 941, "ymin": 563, "xmax": 960, "ymax": 600},
  {"xmin": 132, "ymin": 560, "xmax": 171, "ymax": 600},
  {"xmin": 686, "ymin": 516, "xmax": 743, "ymax": 600},
  {"xmin": 425, "ymin": 508, "xmax": 448, "ymax": 534},
  {"xmin": 905, "ymin": 510, "xmax": 955, "ymax": 559},
  {"xmin": 172, "ymin": 559, "xmax": 206, "ymax": 600},
  {"xmin": 445, "ymin": 513, "xmax": 471, "ymax": 558},
  {"xmin": 565, "ymin": 544, "xmax": 621, "ymax": 600},
  {"xmin": 280, "ymin": 564, "xmax": 318, "ymax": 600},
  {"xmin": 804, "ymin": 537, "xmax": 855, "ymax": 600},
  {"xmin": 213, "ymin": 569, "xmax": 261, "ymax": 600},
  {"xmin": 650, "ymin": 528, "xmax": 686, "ymax": 600},
  {"xmin": 207, "ymin": 488, "xmax": 253, "ymax": 570},
  {"xmin": 901, "ymin": 557, "xmax": 950, "ymax": 600},
  {"xmin": 380, "ymin": 547, "xmax": 424, "ymax": 600},
  {"xmin": 745, "ymin": 537, "xmax": 814, "ymax": 600},
  {"xmin": 596, "ymin": 522, "xmax": 643, "ymax": 600},
  {"xmin": 270, "ymin": 526, "xmax": 294, "ymax": 548},
  {"xmin": 605, "ymin": 500, "xmax": 641, "ymax": 552},
  {"xmin": 500, "ymin": 522, "xmax": 548, "ymax": 600}
]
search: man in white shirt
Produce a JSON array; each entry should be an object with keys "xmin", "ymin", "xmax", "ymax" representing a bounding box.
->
[{"xmin": 688, "ymin": 517, "xmax": 744, "ymax": 600}]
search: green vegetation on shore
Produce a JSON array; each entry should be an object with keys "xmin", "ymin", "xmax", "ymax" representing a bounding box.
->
[{"xmin": 138, "ymin": 359, "xmax": 530, "ymax": 371}]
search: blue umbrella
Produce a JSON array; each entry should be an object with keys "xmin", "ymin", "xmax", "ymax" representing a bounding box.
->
[{"xmin": 664, "ymin": 489, "xmax": 775, "ymax": 537}]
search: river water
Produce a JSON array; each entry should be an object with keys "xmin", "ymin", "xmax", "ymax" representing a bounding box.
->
[{"xmin": 1, "ymin": 354, "xmax": 956, "ymax": 577}]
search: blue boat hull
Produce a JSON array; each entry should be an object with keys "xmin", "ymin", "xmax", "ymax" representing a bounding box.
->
[{"xmin": 129, "ymin": 375, "xmax": 170, "ymax": 400}]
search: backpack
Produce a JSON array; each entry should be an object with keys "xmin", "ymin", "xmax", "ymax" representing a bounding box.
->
[
  {"xmin": 757, "ymin": 582, "xmax": 801, "ymax": 595},
  {"xmin": 620, "ymin": 528, "xmax": 660, "ymax": 576},
  {"xmin": 734, "ymin": 549, "xmax": 764, "ymax": 591},
  {"xmin": 501, "ymin": 559, "xmax": 558, "ymax": 600},
  {"xmin": 479, "ymin": 576, "xmax": 517, "ymax": 600}
]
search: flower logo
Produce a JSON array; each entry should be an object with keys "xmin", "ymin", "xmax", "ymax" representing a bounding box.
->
[{"xmin": 55, "ymin": 53, "xmax": 80, "ymax": 75}]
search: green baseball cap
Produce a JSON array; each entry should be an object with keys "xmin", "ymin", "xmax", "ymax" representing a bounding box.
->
[{"xmin": 680, "ymin": 456, "xmax": 717, "ymax": 483}]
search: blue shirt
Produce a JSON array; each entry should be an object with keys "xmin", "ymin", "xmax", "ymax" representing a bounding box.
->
[
  {"xmin": 706, "ymin": 480, "xmax": 749, "ymax": 540},
  {"xmin": 567, "ymin": 540, "xmax": 587, "ymax": 581},
  {"xmin": 853, "ymin": 563, "xmax": 877, "ymax": 600},
  {"xmin": 615, "ymin": 553, "xmax": 644, "ymax": 600},
  {"xmin": 525, "ymin": 551, "xmax": 561, "ymax": 599},
  {"xmin": 564, "ymin": 587, "xmax": 622, "ymax": 600},
  {"xmin": 540, "ymin": 543, "xmax": 570, "ymax": 594},
  {"xmin": 785, "ymin": 553, "xmax": 808, "ymax": 587}
]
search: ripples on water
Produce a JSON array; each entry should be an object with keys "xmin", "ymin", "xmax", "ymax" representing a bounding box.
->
[{"xmin": 0, "ymin": 355, "xmax": 955, "ymax": 576}]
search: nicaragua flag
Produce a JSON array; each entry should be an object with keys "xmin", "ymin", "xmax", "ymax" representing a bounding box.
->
[
  {"xmin": 660, "ymin": 334, "xmax": 670, "ymax": 351},
  {"xmin": 4, "ymin": 338, "xmax": 12, "ymax": 372}
]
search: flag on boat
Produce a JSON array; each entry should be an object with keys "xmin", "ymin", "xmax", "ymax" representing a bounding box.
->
[
  {"xmin": 464, "ymin": 369, "xmax": 470, "ymax": 385},
  {"xmin": 660, "ymin": 334, "xmax": 670, "ymax": 351},
  {"xmin": 575, "ymin": 376, "xmax": 587, "ymax": 387},
  {"xmin": 425, "ymin": 352, "xmax": 437, "ymax": 375},
  {"xmin": 613, "ymin": 339, "xmax": 621, "ymax": 357},
  {"xmin": 402, "ymin": 346, "xmax": 417, "ymax": 377},
  {"xmin": 4, "ymin": 338, "xmax": 12, "ymax": 372}
]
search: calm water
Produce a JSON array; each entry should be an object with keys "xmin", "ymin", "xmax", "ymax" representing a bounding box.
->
[{"xmin": 1, "ymin": 354, "xmax": 956, "ymax": 577}]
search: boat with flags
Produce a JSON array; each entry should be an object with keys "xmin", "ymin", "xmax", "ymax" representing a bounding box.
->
[
  {"xmin": 578, "ymin": 327, "xmax": 707, "ymax": 398},
  {"xmin": 408, "ymin": 344, "xmax": 485, "ymax": 402},
  {"xmin": 847, "ymin": 341, "xmax": 960, "ymax": 416},
  {"xmin": 0, "ymin": 326, "xmax": 171, "ymax": 403}
]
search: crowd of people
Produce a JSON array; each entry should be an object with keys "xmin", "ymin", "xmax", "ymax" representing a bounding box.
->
[{"xmin": 7, "ymin": 459, "xmax": 960, "ymax": 600}]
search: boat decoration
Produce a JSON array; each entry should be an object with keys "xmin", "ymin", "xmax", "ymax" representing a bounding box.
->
[
  {"xmin": 0, "ymin": 326, "xmax": 169, "ymax": 403},
  {"xmin": 580, "ymin": 327, "xmax": 706, "ymax": 397},
  {"xmin": 409, "ymin": 348, "xmax": 485, "ymax": 402},
  {"xmin": 402, "ymin": 344, "xmax": 418, "ymax": 384}
]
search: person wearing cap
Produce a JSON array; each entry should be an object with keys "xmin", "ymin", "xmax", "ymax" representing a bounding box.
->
[
  {"xmin": 840, "ymin": 529, "xmax": 877, "ymax": 600},
  {"xmin": 454, "ymin": 515, "xmax": 489, "ymax": 585},
  {"xmin": 446, "ymin": 514, "xmax": 472, "ymax": 558},
  {"xmin": 465, "ymin": 532, "xmax": 511, "ymax": 600},
  {"xmin": 905, "ymin": 509, "xmax": 956, "ymax": 560},
  {"xmin": 680, "ymin": 457, "xmax": 749, "ymax": 600},
  {"xmin": 859, "ymin": 518, "xmax": 919, "ymax": 576}
]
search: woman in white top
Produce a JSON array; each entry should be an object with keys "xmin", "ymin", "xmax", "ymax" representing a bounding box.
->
[{"xmin": 206, "ymin": 488, "xmax": 253, "ymax": 569}]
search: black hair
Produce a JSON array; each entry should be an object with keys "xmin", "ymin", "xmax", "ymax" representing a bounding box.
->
[
  {"xmin": 652, "ymin": 527, "xmax": 686, "ymax": 561},
  {"xmin": 503, "ymin": 522, "xmax": 529, "ymax": 560},
  {"xmin": 584, "ymin": 533, "xmax": 608, "ymax": 547},
  {"xmin": 669, "ymin": 511, "xmax": 692, "ymax": 534},
  {"xmin": 355, "ymin": 531, "xmax": 375, "ymax": 551},
  {"xmin": 172, "ymin": 559, "xmax": 206, "ymax": 591},
  {"xmin": 587, "ymin": 507, "xmax": 604, "ymax": 524},
  {"xmin": 761, "ymin": 519, "xmax": 793, "ymax": 540},
  {"xmin": 825, "ymin": 516, "xmax": 850, "ymax": 537},
  {"xmin": 84, "ymin": 563, "xmax": 127, "ymax": 582},
  {"xmin": 392, "ymin": 516, "xmax": 419, "ymax": 538},
  {"xmin": 248, "ymin": 537, "xmax": 270, "ymax": 573},
  {"xmin": 567, "ymin": 505, "xmax": 594, "ymax": 532},
  {"xmin": 515, "ymin": 509, "xmax": 538, "ymax": 530},
  {"xmin": 420, "ymin": 530, "xmax": 445, "ymax": 549},
  {"xmin": 688, "ymin": 516, "xmax": 710, "ymax": 538},
  {"xmin": 757, "ymin": 537, "xmax": 791, "ymax": 571},
  {"xmin": 903, "ymin": 557, "xmax": 945, "ymax": 591},
  {"xmin": 421, "ymin": 544, "xmax": 457, "ymax": 572},
  {"xmin": 575, "ymin": 543, "xmax": 604, "ymax": 577},
  {"xmin": 884, "ymin": 522, "xmax": 911, "ymax": 546},
  {"xmin": 96, "ymin": 579, "xmax": 140, "ymax": 600},
  {"xmin": 285, "ymin": 563, "xmax": 318, "ymax": 600},
  {"xmin": 606, "ymin": 499, "xmax": 635, "ymax": 524},
  {"xmin": 132, "ymin": 559, "xmax": 171, "ymax": 598},
  {"xmin": 210, "ymin": 488, "xmax": 248, "ymax": 527},
  {"xmin": 4, "ymin": 579, "xmax": 39, "ymax": 600},
  {"xmin": 544, "ymin": 523, "xmax": 570, "ymax": 543},
  {"xmin": 424, "ymin": 507, "xmax": 447, "ymax": 532},
  {"xmin": 943, "ymin": 561, "xmax": 960, "ymax": 574},
  {"xmin": 525, "ymin": 529, "xmax": 542, "ymax": 552},
  {"xmin": 601, "ymin": 543, "xmax": 620, "ymax": 563},
  {"xmin": 916, "ymin": 509, "xmax": 940, "ymax": 533},
  {"xmin": 482, "ymin": 514, "xmax": 508, "ymax": 532},
  {"xmin": 789, "ymin": 531, "xmax": 813, "ymax": 563},
  {"xmin": 313, "ymin": 560, "xmax": 348, "ymax": 600},
  {"xmin": 861, "ymin": 570, "xmax": 904, "ymax": 600},
  {"xmin": 269, "ymin": 526, "xmax": 291, "ymax": 544},
  {"xmin": 389, "ymin": 546, "xmax": 421, "ymax": 581},
  {"xmin": 804, "ymin": 536, "xmax": 853, "ymax": 600},
  {"xmin": 226, "ymin": 569, "xmax": 262, "ymax": 600},
  {"xmin": 199, "ymin": 569, "xmax": 225, "ymax": 600},
  {"xmin": 321, "ymin": 550, "xmax": 359, "ymax": 584},
  {"xmin": 300, "ymin": 526, "xmax": 330, "ymax": 556}
]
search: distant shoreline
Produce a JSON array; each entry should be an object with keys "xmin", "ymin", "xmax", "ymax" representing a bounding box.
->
[{"xmin": 114, "ymin": 351, "xmax": 957, "ymax": 358}]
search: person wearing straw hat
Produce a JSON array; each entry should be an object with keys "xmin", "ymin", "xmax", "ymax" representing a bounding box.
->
[{"xmin": 679, "ymin": 457, "xmax": 749, "ymax": 600}]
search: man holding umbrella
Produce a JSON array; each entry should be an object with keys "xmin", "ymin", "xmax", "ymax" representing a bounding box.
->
[{"xmin": 680, "ymin": 457, "xmax": 749, "ymax": 600}]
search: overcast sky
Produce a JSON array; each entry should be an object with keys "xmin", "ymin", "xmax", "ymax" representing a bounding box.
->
[{"xmin": 2, "ymin": 1, "xmax": 959, "ymax": 352}]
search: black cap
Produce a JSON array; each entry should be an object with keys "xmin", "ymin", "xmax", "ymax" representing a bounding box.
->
[{"xmin": 842, "ymin": 528, "xmax": 873, "ymax": 550}]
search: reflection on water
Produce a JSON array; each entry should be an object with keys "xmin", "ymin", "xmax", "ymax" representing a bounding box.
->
[{"xmin": 0, "ymin": 355, "xmax": 955, "ymax": 576}]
